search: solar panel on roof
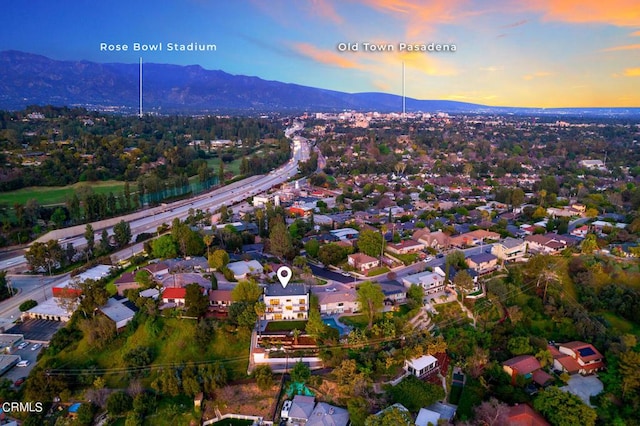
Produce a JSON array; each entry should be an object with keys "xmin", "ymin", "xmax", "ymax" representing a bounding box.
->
[{"xmin": 578, "ymin": 347, "xmax": 596, "ymax": 357}]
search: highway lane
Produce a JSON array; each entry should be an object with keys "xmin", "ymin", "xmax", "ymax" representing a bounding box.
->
[{"xmin": 1, "ymin": 122, "xmax": 309, "ymax": 272}]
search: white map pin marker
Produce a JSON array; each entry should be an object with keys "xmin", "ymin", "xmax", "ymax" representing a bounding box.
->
[{"xmin": 277, "ymin": 266, "xmax": 292, "ymax": 288}]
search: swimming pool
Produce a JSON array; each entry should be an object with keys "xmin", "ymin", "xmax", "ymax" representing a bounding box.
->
[{"xmin": 323, "ymin": 317, "xmax": 344, "ymax": 333}]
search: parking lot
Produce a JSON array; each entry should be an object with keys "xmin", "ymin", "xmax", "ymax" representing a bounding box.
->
[
  {"xmin": 4, "ymin": 319, "xmax": 63, "ymax": 342},
  {"xmin": 3, "ymin": 342, "xmax": 42, "ymax": 388}
]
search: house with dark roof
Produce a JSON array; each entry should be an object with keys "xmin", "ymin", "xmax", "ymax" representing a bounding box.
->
[
  {"xmin": 347, "ymin": 253, "xmax": 380, "ymax": 272},
  {"xmin": 209, "ymin": 289, "xmax": 233, "ymax": 312},
  {"xmin": 466, "ymin": 252, "xmax": 499, "ymax": 274},
  {"xmin": 263, "ymin": 283, "xmax": 309, "ymax": 321},
  {"xmin": 114, "ymin": 272, "xmax": 140, "ymax": 296},
  {"xmin": 287, "ymin": 395, "xmax": 316, "ymax": 424},
  {"xmin": 306, "ymin": 402, "xmax": 350, "ymax": 426}
]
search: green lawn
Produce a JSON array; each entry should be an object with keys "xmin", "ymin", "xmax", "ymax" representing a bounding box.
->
[
  {"xmin": 0, "ymin": 180, "xmax": 126, "ymax": 207},
  {"xmin": 206, "ymin": 157, "xmax": 242, "ymax": 175},
  {"xmin": 264, "ymin": 320, "xmax": 307, "ymax": 332},
  {"xmin": 48, "ymin": 317, "xmax": 250, "ymax": 387},
  {"xmin": 602, "ymin": 312, "xmax": 640, "ymax": 336}
]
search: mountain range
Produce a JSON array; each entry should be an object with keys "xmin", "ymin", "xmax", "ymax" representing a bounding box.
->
[{"xmin": 1, "ymin": 50, "xmax": 639, "ymax": 117}]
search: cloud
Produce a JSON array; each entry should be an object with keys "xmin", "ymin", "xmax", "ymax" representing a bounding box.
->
[
  {"xmin": 500, "ymin": 19, "xmax": 528, "ymax": 29},
  {"xmin": 356, "ymin": 0, "xmax": 475, "ymax": 38},
  {"xmin": 602, "ymin": 43, "xmax": 640, "ymax": 52},
  {"xmin": 526, "ymin": 0, "xmax": 640, "ymax": 27},
  {"xmin": 623, "ymin": 68, "xmax": 640, "ymax": 77},
  {"xmin": 480, "ymin": 66, "xmax": 504, "ymax": 72},
  {"xmin": 309, "ymin": 0, "xmax": 343, "ymax": 24},
  {"xmin": 292, "ymin": 43, "xmax": 364, "ymax": 69},
  {"xmin": 523, "ymin": 71, "xmax": 552, "ymax": 80},
  {"xmin": 632, "ymin": 31, "xmax": 640, "ymax": 36}
]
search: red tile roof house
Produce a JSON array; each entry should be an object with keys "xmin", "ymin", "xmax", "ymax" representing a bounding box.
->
[
  {"xmin": 386, "ymin": 240, "xmax": 425, "ymax": 255},
  {"xmin": 553, "ymin": 341, "xmax": 604, "ymax": 375},
  {"xmin": 347, "ymin": 253, "xmax": 380, "ymax": 272},
  {"xmin": 503, "ymin": 355, "xmax": 553, "ymax": 386},
  {"xmin": 506, "ymin": 404, "xmax": 550, "ymax": 426},
  {"xmin": 162, "ymin": 287, "xmax": 187, "ymax": 307}
]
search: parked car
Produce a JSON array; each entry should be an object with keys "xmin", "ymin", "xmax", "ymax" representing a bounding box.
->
[
  {"xmin": 31, "ymin": 343, "xmax": 42, "ymax": 351},
  {"xmin": 14, "ymin": 377, "xmax": 26, "ymax": 386},
  {"xmin": 16, "ymin": 360, "xmax": 30, "ymax": 367},
  {"xmin": 17, "ymin": 342, "xmax": 29, "ymax": 350}
]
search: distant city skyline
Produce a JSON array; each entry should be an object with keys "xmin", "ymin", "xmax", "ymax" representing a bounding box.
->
[{"xmin": 1, "ymin": 0, "xmax": 639, "ymax": 108}]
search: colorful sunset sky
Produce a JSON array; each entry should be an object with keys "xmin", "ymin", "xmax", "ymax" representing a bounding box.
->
[{"xmin": 1, "ymin": 0, "xmax": 639, "ymax": 107}]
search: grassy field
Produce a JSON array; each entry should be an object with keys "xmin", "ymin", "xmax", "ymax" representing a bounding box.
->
[
  {"xmin": 49, "ymin": 317, "xmax": 250, "ymax": 388},
  {"xmin": 206, "ymin": 157, "xmax": 242, "ymax": 175},
  {"xmin": 602, "ymin": 312, "xmax": 640, "ymax": 337},
  {"xmin": 0, "ymin": 180, "xmax": 126, "ymax": 207}
]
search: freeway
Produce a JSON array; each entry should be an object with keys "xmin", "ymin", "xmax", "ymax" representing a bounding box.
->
[{"xmin": 0, "ymin": 122, "xmax": 309, "ymax": 273}]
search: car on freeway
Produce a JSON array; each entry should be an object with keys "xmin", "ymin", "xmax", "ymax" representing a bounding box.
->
[
  {"xmin": 14, "ymin": 377, "xmax": 26, "ymax": 386},
  {"xmin": 17, "ymin": 342, "xmax": 29, "ymax": 350},
  {"xmin": 16, "ymin": 360, "xmax": 30, "ymax": 367},
  {"xmin": 31, "ymin": 343, "xmax": 42, "ymax": 351}
]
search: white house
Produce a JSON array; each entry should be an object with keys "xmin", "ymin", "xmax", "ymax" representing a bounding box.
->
[
  {"xmin": 347, "ymin": 253, "xmax": 380, "ymax": 272},
  {"xmin": 263, "ymin": 284, "xmax": 309, "ymax": 321},
  {"xmin": 311, "ymin": 283, "xmax": 359, "ymax": 315},
  {"xmin": 404, "ymin": 354, "xmax": 439, "ymax": 379},
  {"xmin": 402, "ymin": 271, "xmax": 445, "ymax": 295},
  {"xmin": 491, "ymin": 237, "xmax": 527, "ymax": 262},
  {"xmin": 227, "ymin": 260, "xmax": 264, "ymax": 280}
]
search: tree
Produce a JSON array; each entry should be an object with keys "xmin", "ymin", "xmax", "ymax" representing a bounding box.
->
[
  {"xmin": 253, "ymin": 365, "xmax": 273, "ymax": 391},
  {"xmin": 533, "ymin": 386, "xmax": 597, "ymax": 426},
  {"xmin": 184, "ymin": 283, "xmax": 208, "ymax": 317},
  {"xmin": 51, "ymin": 207, "xmax": 66, "ymax": 228},
  {"xmin": 231, "ymin": 279, "xmax": 262, "ymax": 303},
  {"xmin": 356, "ymin": 281, "xmax": 385, "ymax": 330},
  {"xmin": 473, "ymin": 397, "xmax": 509, "ymax": 426},
  {"xmin": 152, "ymin": 235, "xmax": 178, "ymax": 259},
  {"xmin": 581, "ymin": 234, "xmax": 598, "ymax": 254},
  {"xmin": 77, "ymin": 278, "xmax": 109, "ymax": 316},
  {"xmin": 365, "ymin": 407, "xmax": 413, "ymax": 426},
  {"xmin": 290, "ymin": 361, "xmax": 311, "ymax": 384},
  {"xmin": 507, "ymin": 336, "xmax": 534, "ymax": 356},
  {"xmin": 453, "ymin": 270, "xmax": 475, "ymax": 294},
  {"xmin": 106, "ymin": 391, "xmax": 133, "ymax": 415},
  {"xmin": 84, "ymin": 224, "xmax": 95, "ymax": 254},
  {"xmin": 99, "ymin": 229, "xmax": 111, "ymax": 254},
  {"xmin": 113, "ymin": 220, "xmax": 132, "ymax": 248},
  {"xmin": 318, "ymin": 243, "xmax": 348, "ymax": 266},
  {"xmin": 269, "ymin": 220, "xmax": 294, "ymax": 259},
  {"xmin": 357, "ymin": 229, "xmax": 384, "ymax": 257},
  {"xmin": 387, "ymin": 375, "xmax": 445, "ymax": 412},
  {"xmin": 304, "ymin": 239, "xmax": 320, "ymax": 258},
  {"xmin": 25, "ymin": 240, "xmax": 64, "ymax": 275},
  {"xmin": 618, "ymin": 350, "xmax": 640, "ymax": 398},
  {"xmin": 347, "ymin": 397, "xmax": 370, "ymax": 426},
  {"xmin": 511, "ymin": 187, "xmax": 525, "ymax": 209},
  {"xmin": 208, "ymin": 249, "xmax": 230, "ymax": 271},
  {"xmin": 406, "ymin": 284, "xmax": 424, "ymax": 308},
  {"xmin": 76, "ymin": 402, "xmax": 97, "ymax": 426},
  {"xmin": 203, "ymin": 234, "xmax": 213, "ymax": 258},
  {"xmin": 306, "ymin": 307, "xmax": 328, "ymax": 339},
  {"xmin": 445, "ymin": 250, "xmax": 467, "ymax": 269}
]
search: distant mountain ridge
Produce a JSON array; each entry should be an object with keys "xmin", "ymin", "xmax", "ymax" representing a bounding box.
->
[{"xmin": 1, "ymin": 50, "xmax": 639, "ymax": 116}]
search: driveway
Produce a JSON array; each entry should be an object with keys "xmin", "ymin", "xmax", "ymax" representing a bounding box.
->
[{"xmin": 561, "ymin": 375, "xmax": 603, "ymax": 406}]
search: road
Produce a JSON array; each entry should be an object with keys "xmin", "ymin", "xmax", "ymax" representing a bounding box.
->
[
  {"xmin": 0, "ymin": 122, "xmax": 309, "ymax": 273},
  {"xmin": 0, "ymin": 274, "xmax": 69, "ymax": 320}
]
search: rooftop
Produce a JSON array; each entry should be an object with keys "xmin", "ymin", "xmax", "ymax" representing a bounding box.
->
[{"xmin": 264, "ymin": 283, "xmax": 307, "ymax": 297}]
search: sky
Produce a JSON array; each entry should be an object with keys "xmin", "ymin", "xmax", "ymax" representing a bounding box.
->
[{"xmin": 1, "ymin": 0, "xmax": 639, "ymax": 108}]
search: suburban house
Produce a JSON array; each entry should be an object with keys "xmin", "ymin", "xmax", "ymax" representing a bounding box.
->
[
  {"xmin": 142, "ymin": 262, "xmax": 170, "ymax": 279},
  {"xmin": 52, "ymin": 264, "xmax": 112, "ymax": 297},
  {"xmin": 307, "ymin": 402, "xmax": 350, "ymax": 426},
  {"xmin": 330, "ymin": 228, "xmax": 360, "ymax": 241},
  {"xmin": 506, "ymin": 404, "xmax": 550, "ymax": 426},
  {"xmin": 227, "ymin": 260, "xmax": 264, "ymax": 280},
  {"xmin": 347, "ymin": 253, "xmax": 380, "ymax": 272},
  {"xmin": 263, "ymin": 283, "xmax": 309, "ymax": 321},
  {"xmin": 491, "ymin": 237, "xmax": 527, "ymax": 262},
  {"xmin": 209, "ymin": 289, "xmax": 233, "ymax": 312},
  {"xmin": 413, "ymin": 230, "xmax": 451, "ymax": 250},
  {"xmin": 503, "ymin": 355, "xmax": 553, "ymax": 386},
  {"xmin": 311, "ymin": 283, "xmax": 358, "ymax": 315},
  {"xmin": 161, "ymin": 287, "xmax": 187, "ymax": 307},
  {"xmin": 386, "ymin": 239, "xmax": 425, "ymax": 255},
  {"xmin": 98, "ymin": 297, "xmax": 137, "ymax": 332},
  {"xmin": 402, "ymin": 271, "xmax": 445, "ymax": 295},
  {"xmin": 404, "ymin": 354, "xmax": 439, "ymax": 379},
  {"xmin": 570, "ymin": 225, "xmax": 589, "ymax": 239},
  {"xmin": 378, "ymin": 280, "xmax": 408, "ymax": 304},
  {"xmin": 449, "ymin": 229, "xmax": 500, "ymax": 248},
  {"xmin": 114, "ymin": 272, "xmax": 140, "ymax": 296},
  {"xmin": 551, "ymin": 341, "xmax": 604, "ymax": 375},
  {"xmin": 285, "ymin": 395, "xmax": 316, "ymax": 424},
  {"xmin": 525, "ymin": 233, "xmax": 576, "ymax": 255},
  {"xmin": 466, "ymin": 252, "xmax": 499, "ymax": 275}
]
